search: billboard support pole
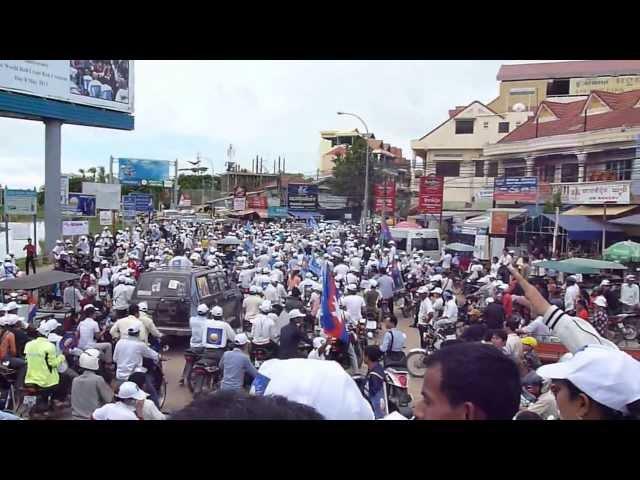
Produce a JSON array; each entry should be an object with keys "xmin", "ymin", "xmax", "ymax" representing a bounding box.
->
[
  {"xmin": 173, "ymin": 159, "xmax": 179, "ymax": 209},
  {"xmin": 44, "ymin": 119, "xmax": 63, "ymax": 254},
  {"xmin": 4, "ymin": 187, "xmax": 8, "ymax": 256},
  {"xmin": 33, "ymin": 187, "xmax": 37, "ymax": 259}
]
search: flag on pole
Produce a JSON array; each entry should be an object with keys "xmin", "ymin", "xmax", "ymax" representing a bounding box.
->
[
  {"xmin": 320, "ymin": 266, "xmax": 349, "ymax": 343},
  {"xmin": 27, "ymin": 292, "xmax": 38, "ymax": 324},
  {"xmin": 309, "ymin": 255, "xmax": 322, "ymax": 278},
  {"xmin": 379, "ymin": 218, "xmax": 392, "ymax": 244}
]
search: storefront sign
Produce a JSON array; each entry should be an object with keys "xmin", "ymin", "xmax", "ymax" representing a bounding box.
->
[
  {"xmin": 570, "ymin": 75, "xmax": 640, "ymax": 96},
  {"xmin": 563, "ymin": 181, "xmax": 630, "ymax": 204},
  {"xmin": 247, "ymin": 194, "xmax": 268, "ymax": 209},
  {"xmin": 233, "ymin": 185, "xmax": 247, "ymax": 211},
  {"xmin": 374, "ymin": 180, "xmax": 396, "ymax": 214},
  {"xmin": 494, "ymin": 177, "xmax": 538, "ymax": 202},
  {"xmin": 490, "ymin": 211, "xmax": 509, "ymax": 235},
  {"xmin": 418, "ymin": 175, "xmax": 444, "ymax": 214},
  {"xmin": 474, "ymin": 234, "xmax": 489, "ymax": 260},
  {"xmin": 287, "ymin": 184, "xmax": 318, "ymax": 212}
]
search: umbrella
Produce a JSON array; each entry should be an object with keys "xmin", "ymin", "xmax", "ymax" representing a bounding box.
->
[
  {"xmin": 444, "ymin": 242, "xmax": 475, "ymax": 253},
  {"xmin": 603, "ymin": 241, "xmax": 640, "ymax": 263},
  {"xmin": 562, "ymin": 257, "xmax": 627, "ymax": 271},
  {"xmin": 216, "ymin": 236, "xmax": 242, "ymax": 246},
  {"xmin": 532, "ymin": 260, "xmax": 599, "ymax": 275}
]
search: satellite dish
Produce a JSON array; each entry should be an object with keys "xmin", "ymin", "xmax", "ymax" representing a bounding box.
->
[{"xmin": 512, "ymin": 103, "xmax": 526, "ymax": 112}]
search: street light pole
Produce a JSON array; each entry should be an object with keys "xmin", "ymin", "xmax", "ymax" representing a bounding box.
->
[{"xmin": 337, "ymin": 111, "xmax": 370, "ymax": 235}]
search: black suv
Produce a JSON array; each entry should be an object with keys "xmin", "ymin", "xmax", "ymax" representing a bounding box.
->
[{"xmin": 131, "ymin": 265, "xmax": 242, "ymax": 339}]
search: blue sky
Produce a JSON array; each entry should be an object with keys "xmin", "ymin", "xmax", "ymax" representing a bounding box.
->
[{"xmin": 0, "ymin": 60, "xmax": 552, "ymax": 188}]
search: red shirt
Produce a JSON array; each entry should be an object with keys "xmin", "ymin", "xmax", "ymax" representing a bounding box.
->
[
  {"xmin": 23, "ymin": 244, "xmax": 36, "ymax": 257},
  {"xmin": 577, "ymin": 308, "xmax": 589, "ymax": 320}
]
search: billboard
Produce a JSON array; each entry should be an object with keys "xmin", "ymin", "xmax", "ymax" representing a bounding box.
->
[
  {"xmin": 123, "ymin": 193, "xmax": 154, "ymax": 213},
  {"xmin": 99, "ymin": 210, "xmax": 113, "ymax": 226},
  {"xmin": 570, "ymin": 75, "xmax": 640, "ymax": 96},
  {"xmin": 64, "ymin": 193, "xmax": 97, "ymax": 217},
  {"xmin": 82, "ymin": 182, "xmax": 121, "ymax": 210},
  {"xmin": 0, "ymin": 60, "xmax": 134, "ymax": 113},
  {"xmin": 247, "ymin": 194, "xmax": 268, "ymax": 209},
  {"xmin": 4, "ymin": 189, "xmax": 37, "ymax": 215},
  {"xmin": 494, "ymin": 177, "xmax": 538, "ymax": 202},
  {"xmin": 118, "ymin": 158, "xmax": 170, "ymax": 186},
  {"xmin": 490, "ymin": 212, "xmax": 509, "ymax": 235},
  {"xmin": 268, "ymin": 206, "xmax": 289, "ymax": 218},
  {"xmin": 61, "ymin": 175, "xmax": 69, "ymax": 205},
  {"xmin": 287, "ymin": 184, "xmax": 318, "ymax": 211},
  {"xmin": 418, "ymin": 175, "xmax": 444, "ymax": 215},
  {"xmin": 563, "ymin": 181, "xmax": 631, "ymax": 205},
  {"xmin": 62, "ymin": 220, "xmax": 89, "ymax": 236},
  {"xmin": 373, "ymin": 180, "xmax": 396, "ymax": 214},
  {"xmin": 233, "ymin": 186, "xmax": 247, "ymax": 211}
]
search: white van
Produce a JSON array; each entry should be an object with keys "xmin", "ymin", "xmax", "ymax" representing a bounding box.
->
[{"xmin": 389, "ymin": 227, "xmax": 441, "ymax": 260}]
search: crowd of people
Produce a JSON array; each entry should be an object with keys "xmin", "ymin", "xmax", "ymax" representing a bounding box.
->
[{"xmin": 0, "ymin": 215, "xmax": 639, "ymax": 421}]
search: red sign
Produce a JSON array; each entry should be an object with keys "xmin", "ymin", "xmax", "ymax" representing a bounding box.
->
[
  {"xmin": 490, "ymin": 212, "xmax": 509, "ymax": 235},
  {"xmin": 373, "ymin": 180, "xmax": 396, "ymax": 214},
  {"xmin": 247, "ymin": 194, "xmax": 268, "ymax": 209},
  {"xmin": 418, "ymin": 175, "xmax": 444, "ymax": 214}
]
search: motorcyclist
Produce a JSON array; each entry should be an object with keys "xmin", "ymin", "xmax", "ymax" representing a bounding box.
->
[
  {"xmin": 379, "ymin": 316, "xmax": 406, "ymax": 365},
  {"xmin": 202, "ymin": 305, "xmax": 236, "ymax": 362},
  {"xmin": 251, "ymin": 300, "xmax": 279, "ymax": 356},
  {"xmin": 70, "ymin": 348, "xmax": 113, "ymax": 420},
  {"xmin": 519, "ymin": 371, "xmax": 559, "ymax": 420}
]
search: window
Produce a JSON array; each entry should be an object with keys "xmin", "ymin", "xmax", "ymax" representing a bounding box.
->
[
  {"xmin": 435, "ymin": 161, "xmax": 460, "ymax": 177},
  {"xmin": 196, "ymin": 276, "xmax": 211, "ymax": 298},
  {"xmin": 498, "ymin": 122, "xmax": 510, "ymax": 133},
  {"xmin": 137, "ymin": 275, "xmax": 189, "ymax": 298},
  {"xmin": 606, "ymin": 160, "xmax": 632, "ymax": 181},
  {"xmin": 475, "ymin": 161, "xmax": 485, "ymax": 177},
  {"xmin": 504, "ymin": 166, "xmax": 525, "ymax": 178},
  {"xmin": 561, "ymin": 163, "xmax": 579, "ymax": 183},
  {"xmin": 487, "ymin": 161, "xmax": 499, "ymax": 177},
  {"xmin": 546, "ymin": 79, "xmax": 570, "ymax": 96},
  {"xmin": 538, "ymin": 165, "xmax": 556, "ymax": 183},
  {"xmin": 455, "ymin": 119, "xmax": 474, "ymax": 134},
  {"xmin": 410, "ymin": 237, "xmax": 440, "ymax": 252},
  {"xmin": 483, "ymin": 121, "xmax": 489, "ymax": 129},
  {"xmin": 207, "ymin": 273, "xmax": 222, "ymax": 294}
]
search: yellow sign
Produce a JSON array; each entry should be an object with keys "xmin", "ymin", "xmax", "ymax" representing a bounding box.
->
[{"xmin": 570, "ymin": 75, "xmax": 640, "ymax": 95}]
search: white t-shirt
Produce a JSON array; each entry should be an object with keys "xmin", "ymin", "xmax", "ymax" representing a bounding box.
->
[
  {"xmin": 238, "ymin": 269, "xmax": 255, "ymax": 289},
  {"xmin": 442, "ymin": 299, "xmax": 458, "ymax": 322},
  {"xmin": 441, "ymin": 253, "xmax": 452, "ymax": 269},
  {"xmin": 343, "ymin": 294, "xmax": 365, "ymax": 322},
  {"xmin": 333, "ymin": 264, "xmax": 349, "ymax": 278},
  {"xmin": 564, "ymin": 284, "xmax": 580, "ymax": 311},
  {"xmin": 92, "ymin": 401, "xmax": 138, "ymax": 420},
  {"xmin": 251, "ymin": 314, "xmax": 278, "ymax": 344},
  {"xmin": 202, "ymin": 318, "xmax": 236, "ymax": 349},
  {"xmin": 243, "ymin": 295, "xmax": 262, "ymax": 321},
  {"xmin": 77, "ymin": 318, "xmax": 100, "ymax": 350},
  {"xmin": 112, "ymin": 338, "xmax": 159, "ymax": 380},
  {"xmin": 189, "ymin": 315, "xmax": 207, "ymax": 349},
  {"xmin": 621, "ymin": 283, "xmax": 640, "ymax": 307},
  {"xmin": 418, "ymin": 297, "xmax": 434, "ymax": 324}
]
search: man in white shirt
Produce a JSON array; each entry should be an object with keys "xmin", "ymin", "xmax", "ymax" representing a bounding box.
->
[
  {"xmin": 92, "ymin": 381, "xmax": 145, "ymax": 420},
  {"xmin": 257, "ymin": 250, "xmax": 271, "ymax": 269},
  {"xmin": 621, "ymin": 275, "xmax": 640, "ymax": 312},
  {"xmin": 441, "ymin": 251, "xmax": 452, "ymax": 271},
  {"xmin": 243, "ymin": 287, "xmax": 263, "ymax": 323},
  {"xmin": 238, "ymin": 264, "xmax": 255, "ymax": 290},
  {"xmin": 181, "ymin": 303, "xmax": 209, "ymax": 386},
  {"xmin": 468, "ymin": 259, "xmax": 484, "ymax": 282},
  {"xmin": 112, "ymin": 323, "xmax": 159, "ymax": 382},
  {"xmin": 333, "ymin": 261, "xmax": 349, "ymax": 279},
  {"xmin": 435, "ymin": 291, "xmax": 458, "ymax": 329},
  {"xmin": 503, "ymin": 320, "xmax": 523, "ymax": 363},
  {"xmin": 63, "ymin": 281, "xmax": 84, "ymax": 313},
  {"xmin": 202, "ymin": 306, "xmax": 236, "ymax": 360},
  {"xmin": 77, "ymin": 305, "xmax": 112, "ymax": 364},
  {"xmin": 112, "ymin": 277, "xmax": 133, "ymax": 316},
  {"xmin": 342, "ymin": 284, "xmax": 365, "ymax": 324},
  {"xmin": 417, "ymin": 286, "xmax": 434, "ymax": 348},
  {"xmin": 564, "ymin": 276, "xmax": 580, "ymax": 313},
  {"xmin": 110, "ymin": 304, "xmax": 150, "ymax": 344},
  {"xmin": 251, "ymin": 301, "xmax": 279, "ymax": 346}
]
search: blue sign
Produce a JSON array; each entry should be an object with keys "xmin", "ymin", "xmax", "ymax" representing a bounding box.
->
[
  {"xmin": 122, "ymin": 194, "xmax": 154, "ymax": 214},
  {"xmin": 64, "ymin": 193, "xmax": 96, "ymax": 217},
  {"xmin": 287, "ymin": 183, "xmax": 318, "ymax": 212},
  {"xmin": 494, "ymin": 176, "xmax": 538, "ymax": 202},
  {"xmin": 267, "ymin": 206, "xmax": 289, "ymax": 218},
  {"xmin": 118, "ymin": 158, "xmax": 170, "ymax": 186}
]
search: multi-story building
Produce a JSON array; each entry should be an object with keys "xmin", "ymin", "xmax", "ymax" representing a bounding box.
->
[
  {"xmin": 488, "ymin": 60, "xmax": 640, "ymax": 114},
  {"xmin": 410, "ymin": 100, "xmax": 531, "ymax": 209},
  {"xmin": 482, "ymin": 89, "xmax": 640, "ymax": 207},
  {"xmin": 318, "ymin": 129, "xmax": 375, "ymax": 176}
]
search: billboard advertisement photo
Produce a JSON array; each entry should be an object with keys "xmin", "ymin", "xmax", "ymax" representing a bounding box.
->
[
  {"xmin": 287, "ymin": 184, "xmax": 318, "ymax": 211},
  {"xmin": 118, "ymin": 158, "xmax": 170, "ymax": 186},
  {"xmin": 4, "ymin": 189, "xmax": 37, "ymax": 216},
  {"xmin": 64, "ymin": 193, "xmax": 96, "ymax": 217},
  {"xmin": 0, "ymin": 60, "xmax": 134, "ymax": 113}
]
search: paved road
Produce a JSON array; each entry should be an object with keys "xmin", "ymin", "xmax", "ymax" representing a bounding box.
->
[{"xmin": 161, "ymin": 308, "xmax": 424, "ymax": 415}]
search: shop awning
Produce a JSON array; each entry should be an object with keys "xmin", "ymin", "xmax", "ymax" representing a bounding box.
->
[
  {"xmin": 228, "ymin": 209, "xmax": 268, "ymax": 219},
  {"xmin": 541, "ymin": 214, "xmax": 625, "ymax": 241},
  {"xmin": 610, "ymin": 214, "xmax": 640, "ymax": 225},
  {"xmin": 288, "ymin": 211, "xmax": 323, "ymax": 219},
  {"xmin": 563, "ymin": 205, "xmax": 636, "ymax": 216}
]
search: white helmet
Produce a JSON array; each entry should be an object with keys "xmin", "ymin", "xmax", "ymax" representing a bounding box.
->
[
  {"xmin": 211, "ymin": 306, "xmax": 223, "ymax": 318},
  {"xmin": 369, "ymin": 279, "xmax": 378, "ymax": 288},
  {"xmin": 197, "ymin": 304, "xmax": 209, "ymax": 315},
  {"xmin": 79, "ymin": 348, "xmax": 101, "ymax": 371},
  {"xmin": 259, "ymin": 300, "xmax": 272, "ymax": 313},
  {"xmin": 138, "ymin": 302, "xmax": 149, "ymax": 312}
]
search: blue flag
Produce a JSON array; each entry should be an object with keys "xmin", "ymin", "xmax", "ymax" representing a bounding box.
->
[
  {"xmin": 309, "ymin": 256, "xmax": 322, "ymax": 278},
  {"xmin": 320, "ymin": 266, "xmax": 349, "ymax": 343}
]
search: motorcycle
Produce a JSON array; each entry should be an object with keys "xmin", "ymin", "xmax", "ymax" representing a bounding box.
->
[
  {"xmin": 325, "ymin": 337, "xmax": 352, "ymax": 370},
  {"xmin": 608, "ymin": 314, "xmax": 639, "ymax": 346},
  {"xmin": 400, "ymin": 287, "xmax": 418, "ymax": 319},
  {"xmin": 406, "ymin": 322, "xmax": 456, "ymax": 378},
  {"xmin": 187, "ymin": 351, "xmax": 222, "ymax": 398},
  {"xmin": 352, "ymin": 364, "xmax": 413, "ymax": 418}
]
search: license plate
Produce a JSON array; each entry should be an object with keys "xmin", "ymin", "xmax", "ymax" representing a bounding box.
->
[
  {"xmin": 366, "ymin": 321, "xmax": 378, "ymax": 330},
  {"xmin": 22, "ymin": 395, "xmax": 37, "ymax": 408}
]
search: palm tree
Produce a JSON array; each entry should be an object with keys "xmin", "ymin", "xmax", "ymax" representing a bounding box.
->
[
  {"xmin": 78, "ymin": 168, "xmax": 86, "ymax": 179},
  {"xmin": 97, "ymin": 166, "xmax": 106, "ymax": 183},
  {"xmin": 87, "ymin": 167, "xmax": 97, "ymax": 182}
]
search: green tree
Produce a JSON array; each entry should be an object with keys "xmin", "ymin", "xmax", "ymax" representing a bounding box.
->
[
  {"xmin": 328, "ymin": 137, "xmax": 372, "ymax": 207},
  {"xmin": 87, "ymin": 167, "xmax": 97, "ymax": 182},
  {"xmin": 96, "ymin": 166, "xmax": 106, "ymax": 183},
  {"xmin": 543, "ymin": 191, "xmax": 562, "ymax": 214},
  {"xmin": 78, "ymin": 168, "xmax": 86, "ymax": 179}
]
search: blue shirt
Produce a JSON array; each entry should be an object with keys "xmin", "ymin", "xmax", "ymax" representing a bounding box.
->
[
  {"xmin": 220, "ymin": 349, "xmax": 258, "ymax": 390},
  {"xmin": 377, "ymin": 275, "xmax": 394, "ymax": 300},
  {"xmin": 380, "ymin": 328, "xmax": 406, "ymax": 353}
]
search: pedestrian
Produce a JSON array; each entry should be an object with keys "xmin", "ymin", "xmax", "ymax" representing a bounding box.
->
[
  {"xmin": 363, "ymin": 345, "xmax": 386, "ymax": 419},
  {"xmin": 22, "ymin": 238, "xmax": 36, "ymax": 275}
]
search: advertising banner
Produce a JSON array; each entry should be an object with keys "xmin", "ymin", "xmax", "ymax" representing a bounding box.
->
[
  {"xmin": 99, "ymin": 210, "xmax": 113, "ymax": 226},
  {"xmin": 62, "ymin": 220, "xmax": 89, "ymax": 236},
  {"xmin": 4, "ymin": 189, "xmax": 37, "ymax": 215},
  {"xmin": 82, "ymin": 182, "xmax": 121, "ymax": 210},
  {"xmin": 61, "ymin": 175, "xmax": 69, "ymax": 205},
  {"xmin": 490, "ymin": 212, "xmax": 509, "ymax": 235},
  {"xmin": 247, "ymin": 194, "xmax": 268, "ymax": 209},
  {"xmin": 474, "ymin": 234, "xmax": 489, "ymax": 260},
  {"xmin": 563, "ymin": 181, "xmax": 631, "ymax": 204},
  {"xmin": 178, "ymin": 192, "xmax": 192, "ymax": 207},
  {"xmin": 494, "ymin": 177, "xmax": 538, "ymax": 202},
  {"xmin": 287, "ymin": 184, "xmax": 318, "ymax": 212},
  {"xmin": 233, "ymin": 185, "xmax": 247, "ymax": 211},
  {"xmin": 0, "ymin": 60, "xmax": 134, "ymax": 113},
  {"xmin": 64, "ymin": 193, "xmax": 96, "ymax": 217},
  {"xmin": 268, "ymin": 206, "xmax": 289, "ymax": 218},
  {"xmin": 373, "ymin": 180, "xmax": 396, "ymax": 214},
  {"xmin": 122, "ymin": 194, "xmax": 154, "ymax": 213},
  {"xmin": 418, "ymin": 175, "xmax": 444, "ymax": 215},
  {"xmin": 118, "ymin": 158, "xmax": 170, "ymax": 186}
]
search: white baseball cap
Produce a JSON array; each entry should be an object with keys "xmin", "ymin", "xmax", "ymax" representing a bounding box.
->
[
  {"xmin": 600, "ymin": 279, "xmax": 611, "ymax": 286},
  {"xmin": 594, "ymin": 296, "xmax": 608, "ymax": 308},
  {"xmin": 235, "ymin": 333, "xmax": 249, "ymax": 346},
  {"xmin": 117, "ymin": 381, "xmax": 148, "ymax": 400},
  {"xmin": 4, "ymin": 302, "xmax": 18, "ymax": 312},
  {"xmin": 417, "ymin": 286, "xmax": 429, "ymax": 294},
  {"xmin": 37, "ymin": 319, "xmax": 61, "ymax": 336},
  {"xmin": 485, "ymin": 297, "xmax": 495, "ymax": 304},
  {"xmin": 537, "ymin": 344, "xmax": 640, "ymax": 415},
  {"xmin": 347, "ymin": 283, "xmax": 358, "ymax": 291},
  {"xmin": 288, "ymin": 309, "xmax": 305, "ymax": 319},
  {"xmin": 432, "ymin": 287, "xmax": 443, "ymax": 295}
]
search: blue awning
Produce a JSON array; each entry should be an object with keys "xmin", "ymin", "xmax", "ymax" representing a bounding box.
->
[
  {"xmin": 288, "ymin": 210, "xmax": 322, "ymax": 219},
  {"xmin": 542, "ymin": 214, "xmax": 625, "ymax": 241}
]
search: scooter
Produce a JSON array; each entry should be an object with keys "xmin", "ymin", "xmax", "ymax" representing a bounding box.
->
[
  {"xmin": 608, "ymin": 314, "xmax": 639, "ymax": 346},
  {"xmin": 406, "ymin": 322, "xmax": 455, "ymax": 378},
  {"xmin": 352, "ymin": 364, "xmax": 413, "ymax": 419}
]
